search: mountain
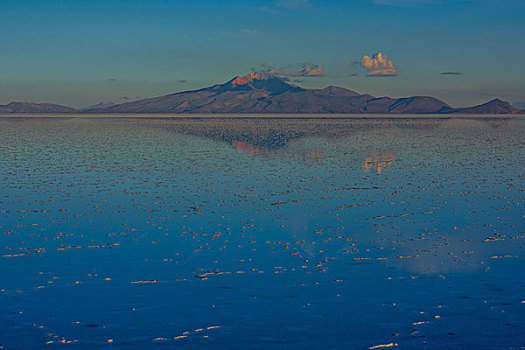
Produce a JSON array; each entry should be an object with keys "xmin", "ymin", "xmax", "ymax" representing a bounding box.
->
[
  {"xmin": 452, "ymin": 99, "xmax": 522, "ymax": 114},
  {"xmin": 81, "ymin": 101, "xmax": 116, "ymax": 111},
  {"xmin": 1, "ymin": 74, "xmax": 522, "ymax": 114},
  {"xmin": 512, "ymin": 101, "xmax": 525, "ymax": 110},
  {"xmin": 0, "ymin": 102, "xmax": 77, "ymax": 113},
  {"xmin": 90, "ymin": 73, "xmax": 520, "ymax": 114}
]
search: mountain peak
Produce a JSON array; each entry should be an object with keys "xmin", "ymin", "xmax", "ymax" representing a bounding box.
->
[
  {"xmin": 231, "ymin": 73, "xmax": 266, "ymax": 86},
  {"xmin": 316, "ymin": 86, "xmax": 360, "ymax": 96},
  {"xmin": 227, "ymin": 72, "xmax": 284, "ymax": 86},
  {"xmin": 218, "ymin": 72, "xmax": 304, "ymax": 95}
]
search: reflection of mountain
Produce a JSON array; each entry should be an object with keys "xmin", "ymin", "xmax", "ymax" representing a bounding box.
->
[
  {"xmin": 232, "ymin": 140, "xmax": 263, "ymax": 154},
  {"xmin": 484, "ymin": 118, "xmax": 511, "ymax": 129},
  {"xmin": 158, "ymin": 119, "xmax": 444, "ymax": 151},
  {"xmin": 232, "ymin": 139, "xmax": 325, "ymax": 163},
  {"xmin": 362, "ymin": 151, "xmax": 396, "ymax": 174},
  {"xmin": 304, "ymin": 150, "xmax": 324, "ymax": 163}
]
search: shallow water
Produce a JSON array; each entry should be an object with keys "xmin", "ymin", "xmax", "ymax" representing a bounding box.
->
[{"xmin": 0, "ymin": 117, "xmax": 524, "ymax": 349}]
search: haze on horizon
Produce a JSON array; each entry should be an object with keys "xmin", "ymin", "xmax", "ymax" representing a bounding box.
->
[{"xmin": 1, "ymin": 0, "xmax": 524, "ymax": 109}]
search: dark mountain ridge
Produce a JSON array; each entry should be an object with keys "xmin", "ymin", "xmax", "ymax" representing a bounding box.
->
[
  {"xmin": 90, "ymin": 73, "xmax": 522, "ymax": 114},
  {"xmin": 455, "ymin": 99, "xmax": 521, "ymax": 114},
  {"xmin": 0, "ymin": 102, "xmax": 77, "ymax": 114},
  {"xmin": 2, "ymin": 74, "xmax": 523, "ymax": 114}
]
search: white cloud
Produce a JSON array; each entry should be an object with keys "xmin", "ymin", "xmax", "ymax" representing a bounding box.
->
[
  {"xmin": 360, "ymin": 52, "xmax": 398, "ymax": 77},
  {"xmin": 267, "ymin": 62, "xmax": 324, "ymax": 77}
]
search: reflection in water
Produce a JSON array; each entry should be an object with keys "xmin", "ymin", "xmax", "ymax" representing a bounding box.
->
[
  {"xmin": 232, "ymin": 140, "xmax": 263, "ymax": 154},
  {"xmin": 304, "ymin": 150, "xmax": 324, "ymax": 163},
  {"xmin": 232, "ymin": 139, "xmax": 325, "ymax": 164},
  {"xmin": 156, "ymin": 118, "xmax": 445, "ymax": 151},
  {"xmin": 362, "ymin": 150, "xmax": 396, "ymax": 174},
  {"xmin": 1, "ymin": 117, "xmax": 524, "ymax": 349}
]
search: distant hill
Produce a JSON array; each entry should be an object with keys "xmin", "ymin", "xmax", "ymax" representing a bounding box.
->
[
  {"xmin": 2, "ymin": 74, "xmax": 523, "ymax": 115},
  {"xmin": 454, "ymin": 99, "xmax": 522, "ymax": 114},
  {"xmin": 81, "ymin": 101, "xmax": 116, "ymax": 111},
  {"xmin": 0, "ymin": 102, "xmax": 77, "ymax": 114}
]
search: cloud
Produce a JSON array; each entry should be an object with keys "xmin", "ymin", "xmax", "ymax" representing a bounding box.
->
[
  {"xmin": 221, "ymin": 28, "xmax": 257, "ymax": 37},
  {"xmin": 372, "ymin": 0, "xmax": 439, "ymax": 6},
  {"xmin": 266, "ymin": 62, "xmax": 324, "ymax": 77},
  {"xmin": 441, "ymin": 71, "xmax": 462, "ymax": 75},
  {"xmin": 256, "ymin": 6, "xmax": 281, "ymax": 14},
  {"xmin": 275, "ymin": 0, "xmax": 310, "ymax": 8},
  {"xmin": 373, "ymin": 0, "xmax": 525, "ymax": 9},
  {"xmin": 255, "ymin": 0, "xmax": 310, "ymax": 15},
  {"xmin": 360, "ymin": 52, "xmax": 398, "ymax": 77}
]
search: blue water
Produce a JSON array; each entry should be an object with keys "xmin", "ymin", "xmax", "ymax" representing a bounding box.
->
[{"xmin": 1, "ymin": 117, "xmax": 524, "ymax": 349}]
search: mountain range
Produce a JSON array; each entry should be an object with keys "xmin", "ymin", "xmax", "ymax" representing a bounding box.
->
[
  {"xmin": 1, "ymin": 73, "xmax": 523, "ymax": 114},
  {"xmin": 0, "ymin": 102, "xmax": 77, "ymax": 114}
]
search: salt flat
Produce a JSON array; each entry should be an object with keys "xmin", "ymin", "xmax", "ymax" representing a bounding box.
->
[
  {"xmin": 1, "ymin": 113, "xmax": 525, "ymax": 119},
  {"xmin": 1, "ymin": 118, "xmax": 523, "ymax": 349}
]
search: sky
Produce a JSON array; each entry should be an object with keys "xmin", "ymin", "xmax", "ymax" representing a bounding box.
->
[{"xmin": 1, "ymin": 0, "xmax": 524, "ymax": 108}]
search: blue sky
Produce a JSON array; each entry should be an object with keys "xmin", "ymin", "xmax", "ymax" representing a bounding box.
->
[{"xmin": 1, "ymin": 0, "xmax": 524, "ymax": 108}]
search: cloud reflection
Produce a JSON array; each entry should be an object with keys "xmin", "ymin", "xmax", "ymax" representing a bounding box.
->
[{"xmin": 362, "ymin": 150, "xmax": 396, "ymax": 174}]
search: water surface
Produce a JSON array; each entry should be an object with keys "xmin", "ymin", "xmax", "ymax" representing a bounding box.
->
[{"xmin": 1, "ymin": 117, "xmax": 524, "ymax": 349}]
